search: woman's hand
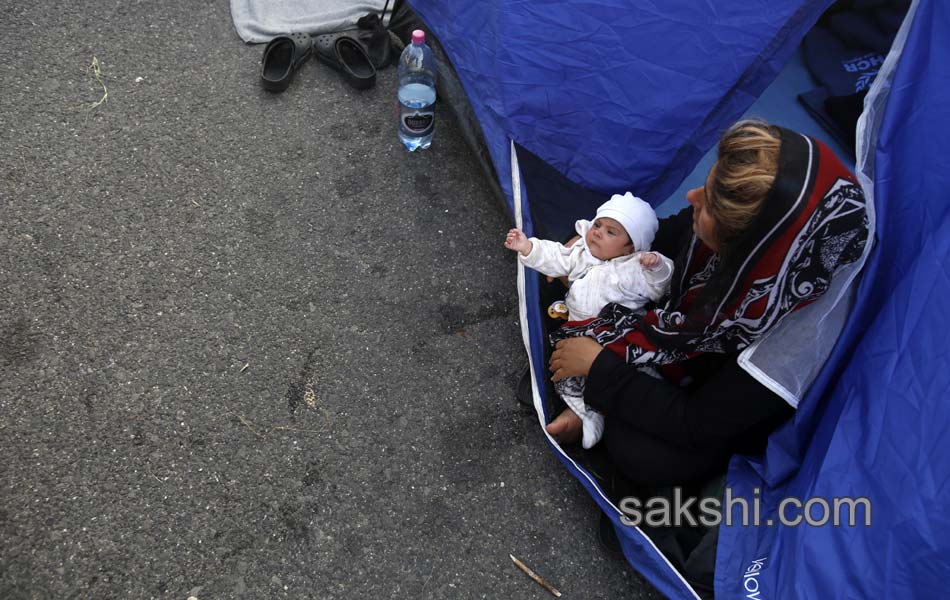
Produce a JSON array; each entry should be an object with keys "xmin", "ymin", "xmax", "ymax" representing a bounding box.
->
[{"xmin": 549, "ymin": 337, "xmax": 603, "ymax": 381}]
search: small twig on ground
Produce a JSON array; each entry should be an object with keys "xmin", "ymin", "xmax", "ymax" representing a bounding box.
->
[
  {"xmin": 231, "ymin": 412, "xmax": 265, "ymax": 438},
  {"xmin": 86, "ymin": 56, "xmax": 108, "ymax": 111},
  {"xmin": 420, "ymin": 565, "xmax": 435, "ymax": 597},
  {"xmin": 510, "ymin": 554, "xmax": 562, "ymax": 598},
  {"xmin": 146, "ymin": 463, "xmax": 164, "ymax": 484},
  {"xmin": 270, "ymin": 425, "xmax": 326, "ymax": 434}
]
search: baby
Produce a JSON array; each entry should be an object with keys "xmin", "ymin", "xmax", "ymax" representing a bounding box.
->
[{"xmin": 505, "ymin": 192, "xmax": 673, "ymax": 448}]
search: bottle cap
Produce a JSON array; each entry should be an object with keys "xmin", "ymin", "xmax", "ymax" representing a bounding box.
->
[{"xmin": 412, "ymin": 30, "xmax": 425, "ymax": 45}]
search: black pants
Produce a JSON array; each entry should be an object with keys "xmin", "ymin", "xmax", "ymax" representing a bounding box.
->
[
  {"xmin": 598, "ymin": 436, "xmax": 724, "ymax": 600},
  {"xmin": 603, "ymin": 417, "xmax": 732, "ymax": 488}
]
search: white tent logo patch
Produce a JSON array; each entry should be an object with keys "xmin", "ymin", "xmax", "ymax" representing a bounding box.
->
[{"xmin": 743, "ymin": 556, "xmax": 768, "ymax": 599}]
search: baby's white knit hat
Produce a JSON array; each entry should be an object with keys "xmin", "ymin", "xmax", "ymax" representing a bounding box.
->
[{"xmin": 595, "ymin": 192, "xmax": 658, "ymax": 252}]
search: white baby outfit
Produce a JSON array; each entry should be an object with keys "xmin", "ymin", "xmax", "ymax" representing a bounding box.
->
[
  {"xmin": 520, "ymin": 219, "xmax": 673, "ymax": 321},
  {"xmin": 519, "ymin": 193, "xmax": 673, "ymax": 448}
]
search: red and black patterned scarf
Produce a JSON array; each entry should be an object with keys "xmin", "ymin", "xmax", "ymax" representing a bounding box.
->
[{"xmin": 554, "ymin": 129, "xmax": 870, "ymax": 381}]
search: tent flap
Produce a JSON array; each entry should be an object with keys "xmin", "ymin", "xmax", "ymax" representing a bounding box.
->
[{"xmin": 409, "ymin": 0, "xmax": 832, "ymax": 213}]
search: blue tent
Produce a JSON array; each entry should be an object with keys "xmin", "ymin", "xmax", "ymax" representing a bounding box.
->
[{"xmin": 406, "ymin": 0, "xmax": 950, "ymax": 597}]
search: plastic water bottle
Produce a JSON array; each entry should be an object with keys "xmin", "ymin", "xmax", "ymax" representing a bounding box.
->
[{"xmin": 398, "ymin": 30, "xmax": 438, "ymax": 151}]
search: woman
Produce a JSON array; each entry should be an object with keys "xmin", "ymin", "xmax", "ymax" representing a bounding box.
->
[{"xmin": 544, "ymin": 119, "xmax": 870, "ymax": 486}]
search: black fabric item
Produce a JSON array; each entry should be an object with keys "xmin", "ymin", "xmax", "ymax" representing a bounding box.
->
[
  {"xmin": 798, "ymin": 0, "xmax": 910, "ymax": 155},
  {"xmin": 683, "ymin": 523, "xmax": 719, "ymax": 599},
  {"xmin": 828, "ymin": 10, "xmax": 894, "ymax": 53},
  {"xmin": 875, "ymin": 2, "xmax": 910, "ymax": 32},
  {"xmin": 607, "ymin": 480, "xmax": 720, "ymax": 598},
  {"xmin": 355, "ymin": 12, "xmax": 395, "ymax": 68},
  {"xmin": 825, "ymin": 91, "xmax": 867, "ymax": 139},
  {"xmin": 601, "ymin": 417, "xmax": 733, "ymax": 486},
  {"xmin": 799, "ymin": 23, "xmax": 875, "ymax": 157},
  {"xmin": 803, "ymin": 25, "xmax": 883, "ymax": 98},
  {"xmin": 650, "ymin": 206, "xmax": 695, "ymax": 262},
  {"xmin": 798, "ymin": 88, "xmax": 858, "ymax": 154},
  {"xmin": 586, "ymin": 350, "xmax": 793, "ymax": 467}
]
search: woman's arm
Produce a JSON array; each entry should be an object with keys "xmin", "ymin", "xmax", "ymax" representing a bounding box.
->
[{"xmin": 584, "ymin": 350, "xmax": 793, "ymax": 452}]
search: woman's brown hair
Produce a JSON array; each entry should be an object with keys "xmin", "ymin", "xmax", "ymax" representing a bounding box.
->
[{"xmin": 708, "ymin": 119, "xmax": 782, "ymax": 255}]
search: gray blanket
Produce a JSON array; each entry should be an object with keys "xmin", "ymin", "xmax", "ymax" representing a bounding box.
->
[{"xmin": 230, "ymin": 0, "xmax": 391, "ymax": 44}]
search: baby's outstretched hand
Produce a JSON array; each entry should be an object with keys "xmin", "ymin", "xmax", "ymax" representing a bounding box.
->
[
  {"xmin": 505, "ymin": 228, "xmax": 532, "ymax": 256},
  {"xmin": 640, "ymin": 252, "xmax": 660, "ymax": 269}
]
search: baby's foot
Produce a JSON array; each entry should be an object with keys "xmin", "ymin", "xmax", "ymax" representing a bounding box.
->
[{"xmin": 545, "ymin": 408, "xmax": 583, "ymax": 445}]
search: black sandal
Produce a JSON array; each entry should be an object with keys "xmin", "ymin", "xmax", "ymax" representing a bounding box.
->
[
  {"xmin": 312, "ymin": 0, "xmax": 394, "ymax": 82},
  {"xmin": 313, "ymin": 34, "xmax": 377, "ymax": 90},
  {"xmin": 260, "ymin": 32, "xmax": 313, "ymax": 92}
]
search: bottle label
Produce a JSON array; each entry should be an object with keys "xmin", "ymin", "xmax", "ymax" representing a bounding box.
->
[{"xmin": 402, "ymin": 110, "xmax": 434, "ymax": 135}]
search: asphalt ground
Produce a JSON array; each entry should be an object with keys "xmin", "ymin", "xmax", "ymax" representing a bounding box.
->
[{"xmin": 0, "ymin": 2, "xmax": 663, "ymax": 598}]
